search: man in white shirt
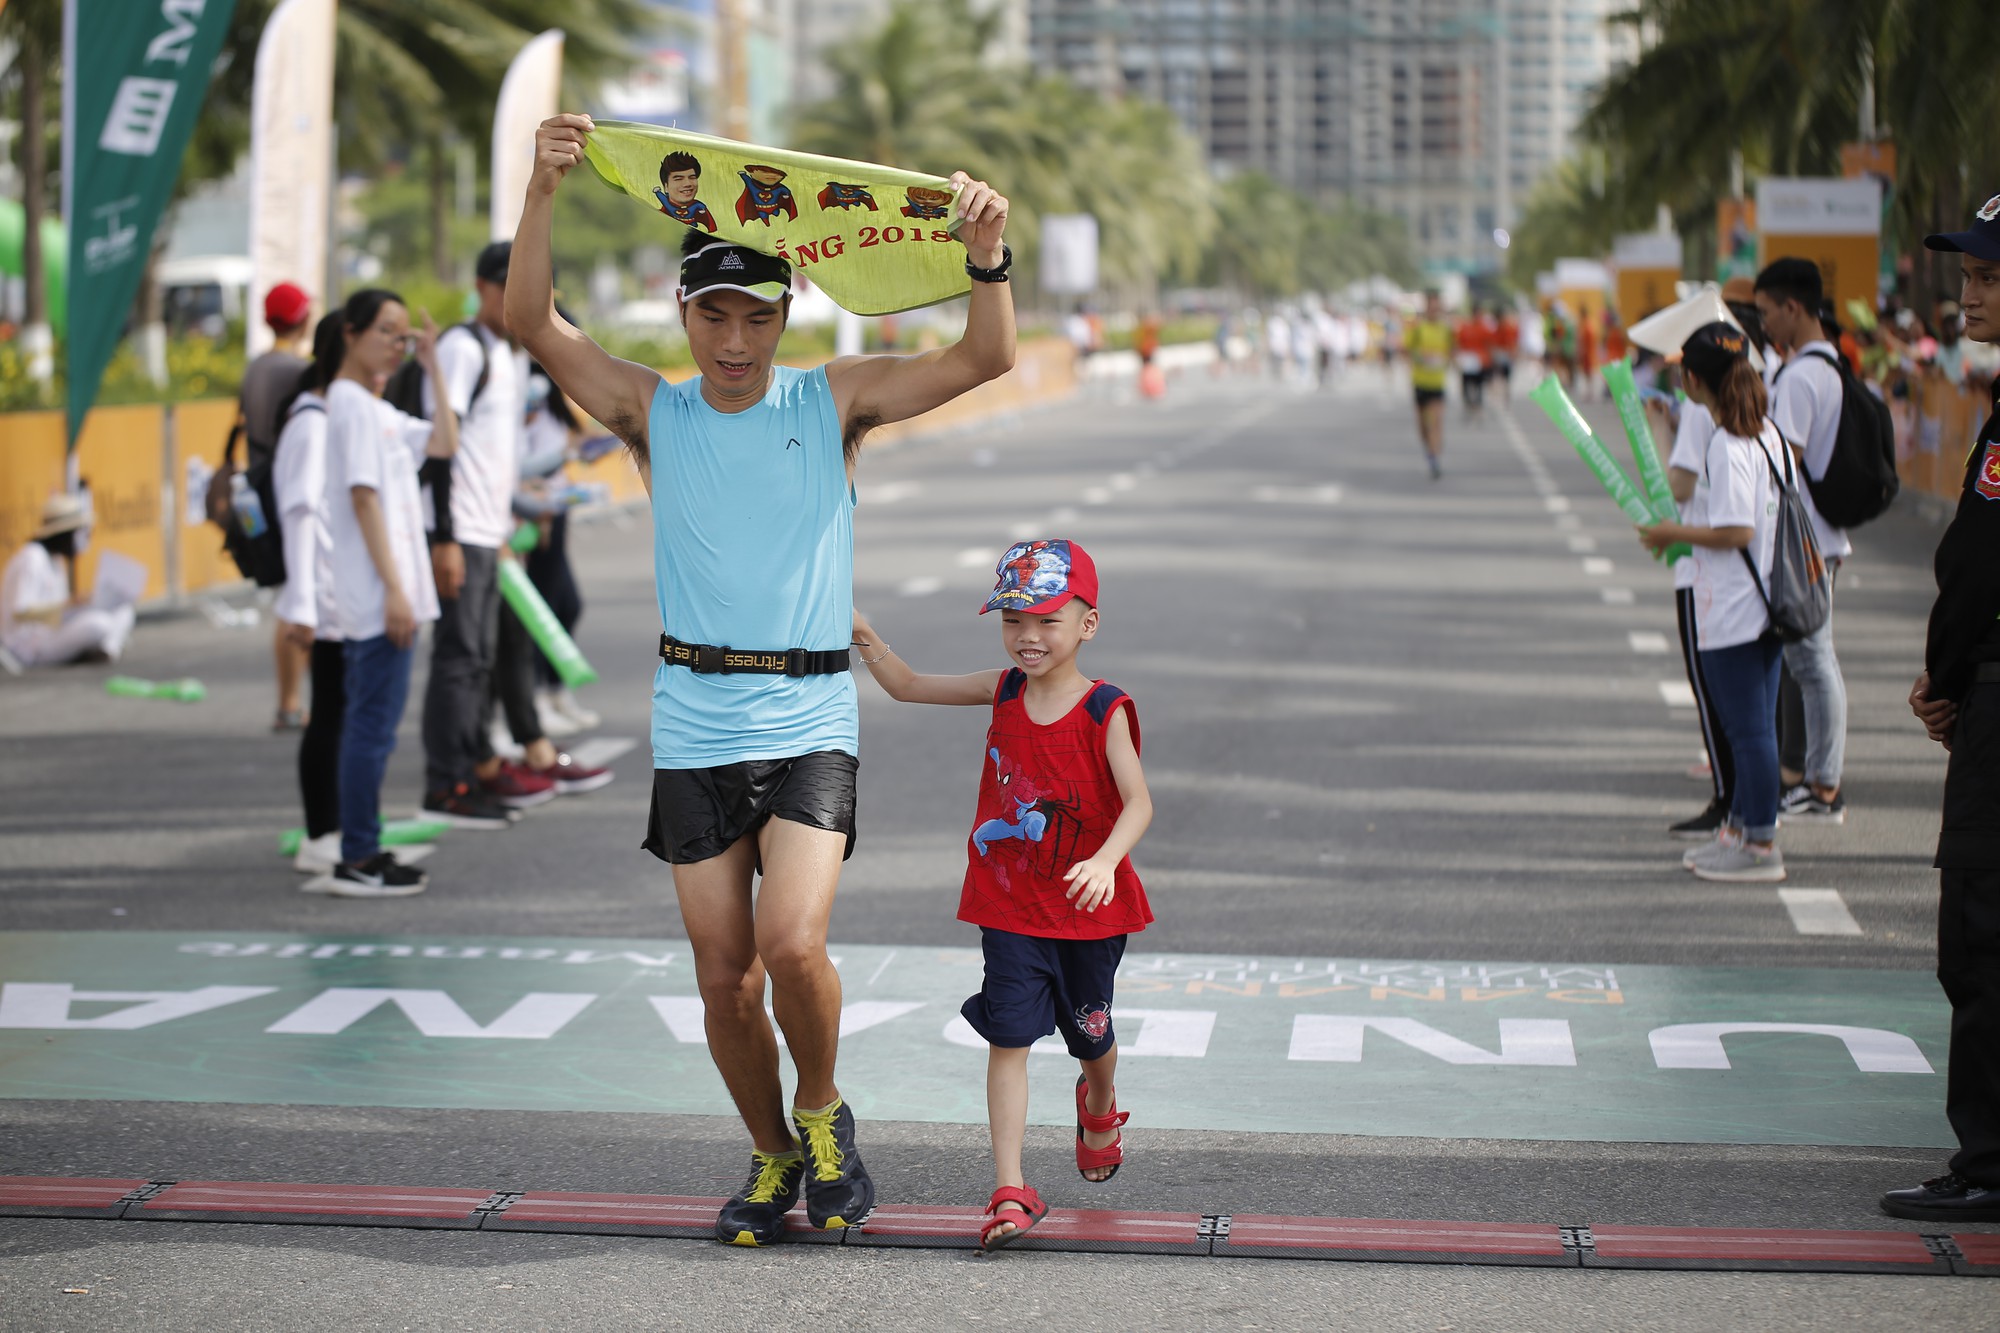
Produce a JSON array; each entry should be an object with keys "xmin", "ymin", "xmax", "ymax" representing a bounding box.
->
[
  {"xmin": 418, "ymin": 241, "xmax": 541, "ymax": 828},
  {"xmin": 1755, "ymin": 258, "xmax": 1850, "ymax": 824}
]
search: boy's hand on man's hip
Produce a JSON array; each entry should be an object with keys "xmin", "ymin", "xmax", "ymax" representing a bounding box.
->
[{"xmin": 1063, "ymin": 857, "xmax": 1117, "ymax": 912}]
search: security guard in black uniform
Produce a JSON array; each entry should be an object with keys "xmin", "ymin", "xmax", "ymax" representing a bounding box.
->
[{"xmin": 1885, "ymin": 195, "xmax": 2000, "ymax": 1223}]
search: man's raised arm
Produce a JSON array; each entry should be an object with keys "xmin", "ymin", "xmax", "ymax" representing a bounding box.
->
[
  {"xmin": 826, "ymin": 171, "xmax": 1016, "ymax": 444},
  {"xmin": 506, "ymin": 113, "xmax": 663, "ymax": 474}
]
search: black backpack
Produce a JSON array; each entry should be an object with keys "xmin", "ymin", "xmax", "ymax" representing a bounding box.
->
[
  {"xmin": 1775, "ymin": 348, "xmax": 1898, "ymax": 528},
  {"xmin": 1739, "ymin": 423, "xmax": 1831, "ymax": 643},
  {"xmin": 207, "ymin": 421, "xmax": 286, "ymax": 588},
  {"xmin": 382, "ymin": 322, "xmax": 488, "ymax": 542}
]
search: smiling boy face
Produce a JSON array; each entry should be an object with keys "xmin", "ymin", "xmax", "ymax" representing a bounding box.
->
[{"xmin": 666, "ymin": 168, "xmax": 700, "ymax": 204}]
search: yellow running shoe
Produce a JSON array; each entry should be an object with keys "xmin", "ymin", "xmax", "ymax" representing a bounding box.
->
[
  {"xmin": 792, "ymin": 1098, "xmax": 876, "ymax": 1229},
  {"xmin": 713, "ymin": 1148, "xmax": 804, "ymax": 1246}
]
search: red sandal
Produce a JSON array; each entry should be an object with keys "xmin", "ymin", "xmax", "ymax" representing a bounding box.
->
[
  {"xmin": 980, "ymin": 1184, "xmax": 1048, "ymax": 1251},
  {"xmin": 1075, "ymin": 1073, "xmax": 1131, "ymax": 1182}
]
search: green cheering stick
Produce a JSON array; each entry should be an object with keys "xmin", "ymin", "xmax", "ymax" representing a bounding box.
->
[
  {"xmin": 104, "ymin": 675, "xmax": 205, "ymax": 702},
  {"xmin": 1528, "ymin": 376, "xmax": 1683, "ymax": 563},
  {"xmin": 498, "ymin": 558, "xmax": 599, "ymax": 689},
  {"xmin": 277, "ymin": 818, "xmax": 450, "ymax": 858},
  {"xmin": 1602, "ymin": 358, "xmax": 1692, "ymax": 563}
]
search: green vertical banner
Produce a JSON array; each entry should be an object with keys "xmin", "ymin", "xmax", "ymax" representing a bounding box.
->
[{"xmin": 60, "ymin": 0, "xmax": 237, "ymax": 446}]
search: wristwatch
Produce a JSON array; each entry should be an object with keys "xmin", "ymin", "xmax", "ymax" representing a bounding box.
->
[{"xmin": 965, "ymin": 243, "xmax": 1012, "ymax": 284}]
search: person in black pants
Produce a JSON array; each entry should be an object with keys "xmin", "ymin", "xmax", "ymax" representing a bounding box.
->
[
  {"xmin": 269, "ymin": 314, "xmax": 345, "ymax": 875},
  {"xmin": 1887, "ymin": 198, "xmax": 2000, "ymax": 1223}
]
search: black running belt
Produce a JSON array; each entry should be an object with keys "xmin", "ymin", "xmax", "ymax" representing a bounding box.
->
[{"xmin": 658, "ymin": 633, "xmax": 850, "ymax": 677}]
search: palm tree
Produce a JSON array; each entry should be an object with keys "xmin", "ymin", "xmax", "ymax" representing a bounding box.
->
[
  {"xmin": 1581, "ymin": 0, "xmax": 2000, "ymax": 305},
  {"xmin": 328, "ymin": 0, "xmax": 659, "ymax": 280},
  {"xmin": 1, "ymin": 0, "xmax": 59, "ymax": 381},
  {"xmin": 790, "ymin": 0, "xmax": 1220, "ymax": 304}
]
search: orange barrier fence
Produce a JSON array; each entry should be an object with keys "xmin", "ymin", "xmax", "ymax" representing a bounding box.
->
[
  {"xmin": 0, "ymin": 338, "xmax": 1080, "ymax": 603},
  {"xmin": 1895, "ymin": 372, "xmax": 1993, "ymax": 502}
]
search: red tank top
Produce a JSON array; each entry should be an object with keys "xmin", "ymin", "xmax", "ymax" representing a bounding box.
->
[{"xmin": 958, "ymin": 669, "xmax": 1152, "ymax": 940}]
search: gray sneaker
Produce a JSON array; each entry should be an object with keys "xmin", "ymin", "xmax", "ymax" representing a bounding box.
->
[
  {"xmin": 1683, "ymin": 826, "xmax": 1743, "ymax": 869},
  {"xmin": 1690, "ymin": 842, "xmax": 1785, "ymax": 883}
]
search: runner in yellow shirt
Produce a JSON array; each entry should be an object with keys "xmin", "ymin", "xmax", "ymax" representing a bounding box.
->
[{"xmin": 1405, "ymin": 289, "xmax": 1453, "ymax": 479}]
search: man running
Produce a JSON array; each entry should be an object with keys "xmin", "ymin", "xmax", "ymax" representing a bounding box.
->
[
  {"xmin": 1406, "ymin": 290, "xmax": 1452, "ymax": 479},
  {"xmin": 506, "ymin": 113, "xmax": 1016, "ymax": 1246}
]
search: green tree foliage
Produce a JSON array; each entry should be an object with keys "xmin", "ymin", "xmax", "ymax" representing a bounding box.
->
[
  {"xmin": 1562, "ymin": 0, "xmax": 2000, "ymax": 298},
  {"xmin": 789, "ymin": 0, "xmax": 1410, "ymax": 302}
]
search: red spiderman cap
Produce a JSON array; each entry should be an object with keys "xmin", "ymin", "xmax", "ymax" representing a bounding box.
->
[{"xmin": 981, "ymin": 539, "xmax": 1099, "ymax": 614}]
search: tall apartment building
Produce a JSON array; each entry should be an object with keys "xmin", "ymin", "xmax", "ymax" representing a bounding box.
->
[{"xmin": 1028, "ymin": 0, "xmax": 1631, "ymax": 275}]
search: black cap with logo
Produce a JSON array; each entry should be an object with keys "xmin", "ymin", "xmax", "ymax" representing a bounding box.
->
[
  {"xmin": 1924, "ymin": 193, "xmax": 2000, "ymax": 263},
  {"xmin": 678, "ymin": 242, "xmax": 792, "ymax": 303}
]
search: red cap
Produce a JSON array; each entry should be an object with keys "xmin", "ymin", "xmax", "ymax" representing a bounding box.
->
[
  {"xmin": 263, "ymin": 282, "xmax": 312, "ymax": 330},
  {"xmin": 981, "ymin": 540, "xmax": 1099, "ymax": 614}
]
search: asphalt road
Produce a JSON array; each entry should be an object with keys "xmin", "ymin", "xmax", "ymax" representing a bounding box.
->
[{"xmin": 1, "ymin": 363, "xmax": 1989, "ymax": 1330}]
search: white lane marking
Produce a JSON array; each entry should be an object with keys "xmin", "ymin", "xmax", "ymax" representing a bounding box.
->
[
  {"xmin": 865, "ymin": 950, "xmax": 899, "ymax": 987},
  {"xmin": 1252, "ymin": 484, "xmax": 1345, "ymax": 505},
  {"xmin": 1658, "ymin": 681, "xmax": 1696, "ymax": 708},
  {"xmin": 1601, "ymin": 587, "xmax": 1635, "ymax": 605},
  {"xmin": 1050, "ymin": 507, "xmax": 1079, "ymax": 524},
  {"xmin": 1628, "ymin": 631, "xmax": 1670, "ymax": 654},
  {"xmin": 898, "ymin": 576, "xmax": 944, "ymax": 597},
  {"xmin": 1545, "ymin": 496, "xmax": 1571, "ymax": 513},
  {"xmin": 955, "ymin": 547, "xmax": 995, "ymax": 568},
  {"xmin": 1779, "ymin": 888, "xmax": 1863, "ymax": 937},
  {"xmin": 1008, "ymin": 520, "xmax": 1041, "ymax": 540},
  {"xmin": 566, "ymin": 737, "xmax": 639, "ymax": 770},
  {"xmin": 1554, "ymin": 514, "xmax": 1582, "ymax": 531},
  {"xmin": 1567, "ymin": 535, "xmax": 1598, "ymax": 553},
  {"xmin": 1110, "ymin": 473, "xmax": 1137, "ymax": 491},
  {"xmin": 1582, "ymin": 557, "xmax": 1615, "ymax": 576},
  {"xmin": 1082, "ymin": 487, "xmax": 1113, "ymax": 505},
  {"xmin": 861, "ymin": 481, "xmax": 921, "ymax": 505}
]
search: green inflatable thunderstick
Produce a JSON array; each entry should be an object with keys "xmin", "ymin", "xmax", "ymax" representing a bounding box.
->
[
  {"xmin": 498, "ymin": 558, "xmax": 599, "ymax": 689},
  {"xmin": 1528, "ymin": 376, "xmax": 1688, "ymax": 564}
]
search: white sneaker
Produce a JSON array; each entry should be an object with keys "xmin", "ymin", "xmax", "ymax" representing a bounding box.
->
[
  {"xmin": 549, "ymin": 687, "xmax": 601, "ymax": 731},
  {"xmin": 294, "ymin": 832, "xmax": 342, "ymax": 875},
  {"xmin": 1691, "ymin": 842, "xmax": 1786, "ymax": 883},
  {"xmin": 1683, "ymin": 825, "xmax": 1743, "ymax": 869}
]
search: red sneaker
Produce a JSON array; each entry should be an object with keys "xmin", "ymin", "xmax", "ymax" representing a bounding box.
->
[
  {"xmin": 537, "ymin": 751, "xmax": 615, "ymax": 795},
  {"xmin": 481, "ymin": 760, "xmax": 557, "ymax": 808}
]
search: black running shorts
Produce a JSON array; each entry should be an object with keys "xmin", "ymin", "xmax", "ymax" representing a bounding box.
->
[{"xmin": 642, "ymin": 749, "xmax": 858, "ymax": 865}]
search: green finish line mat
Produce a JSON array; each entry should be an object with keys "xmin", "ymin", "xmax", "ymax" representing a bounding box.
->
[{"xmin": 0, "ymin": 931, "xmax": 1953, "ymax": 1148}]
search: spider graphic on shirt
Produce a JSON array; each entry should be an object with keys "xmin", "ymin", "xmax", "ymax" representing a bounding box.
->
[{"xmin": 969, "ymin": 744, "xmax": 1095, "ymax": 897}]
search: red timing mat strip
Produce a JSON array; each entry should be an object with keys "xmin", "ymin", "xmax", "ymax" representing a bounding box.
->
[{"xmin": 0, "ymin": 1176, "xmax": 1991, "ymax": 1274}]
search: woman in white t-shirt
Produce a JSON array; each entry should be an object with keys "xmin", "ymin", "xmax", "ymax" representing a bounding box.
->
[
  {"xmin": 270, "ymin": 312, "xmax": 345, "ymax": 873},
  {"xmin": 1639, "ymin": 322, "xmax": 1788, "ymax": 883},
  {"xmin": 320, "ymin": 290, "xmax": 459, "ymax": 895}
]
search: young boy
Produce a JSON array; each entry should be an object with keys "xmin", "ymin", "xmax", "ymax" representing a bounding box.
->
[{"xmin": 851, "ymin": 538, "xmax": 1154, "ymax": 1251}]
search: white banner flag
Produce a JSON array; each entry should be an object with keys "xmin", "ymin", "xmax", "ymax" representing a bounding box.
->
[
  {"xmin": 246, "ymin": 0, "xmax": 335, "ymax": 358},
  {"xmin": 492, "ymin": 30, "xmax": 566, "ymax": 243}
]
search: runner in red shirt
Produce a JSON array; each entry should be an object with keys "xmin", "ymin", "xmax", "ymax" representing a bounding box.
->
[
  {"xmin": 1455, "ymin": 313, "xmax": 1491, "ymax": 415},
  {"xmin": 850, "ymin": 538, "xmax": 1154, "ymax": 1252}
]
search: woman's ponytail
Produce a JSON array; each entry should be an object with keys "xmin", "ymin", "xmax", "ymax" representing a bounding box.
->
[
  {"xmin": 1706, "ymin": 357, "xmax": 1767, "ymax": 438},
  {"xmin": 276, "ymin": 311, "xmax": 346, "ymax": 426}
]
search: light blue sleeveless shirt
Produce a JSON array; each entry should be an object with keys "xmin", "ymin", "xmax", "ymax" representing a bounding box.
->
[{"xmin": 647, "ymin": 366, "xmax": 858, "ymax": 767}]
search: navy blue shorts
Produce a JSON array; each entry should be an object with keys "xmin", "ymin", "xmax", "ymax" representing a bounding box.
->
[{"xmin": 960, "ymin": 928, "xmax": 1127, "ymax": 1059}]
